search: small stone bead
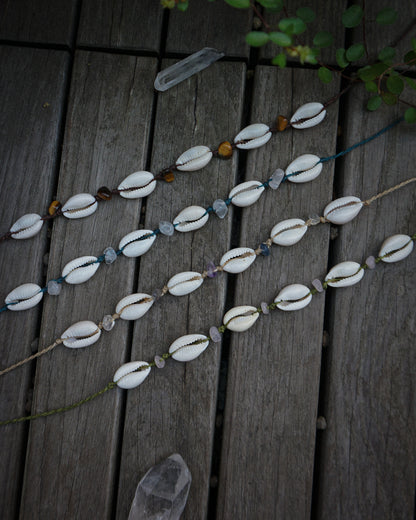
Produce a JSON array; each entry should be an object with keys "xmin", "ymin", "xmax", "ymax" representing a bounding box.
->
[
  {"xmin": 212, "ymin": 199, "xmax": 228, "ymax": 219},
  {"xmin": 47, "ymin": 280, "xmax": 62, "ymax": 296},
  {"xmin": 268, "ymin": 168, "xmax": 285, "ymax": 190},
  {"xmin": 96, "ymin": 186, "xmax": 112, "ymax": 201},
  {"xmin": 365, "ymin": 255, "xmax": 376, "ymax": 269},
  {"xmin": 206, "ymin": 261, "xmax": 217, "ymax": 278},
  {"xmin": 261, "ymin": 302, "xmax": 270, "ymax": 315},
  {"xmin": 159, "ymin": 221, "xmax": 174, "ymax": 236},
  {"xmin": 102, "ymin": 314, "xmax": 115, "ymax": 331},
  {"xmin": 154, "ymin": 355, "xmax": 166, "ymax": 368},
  {"xmin": 163, "ymin": 172, "xmax": 175, "ymax": 183},
  {"xmin": 312, "ymin": 279, "xmax": 324, "ymax": 292},
  {"xmin": 152, "ymin": 288, "xmax": 164, "ymax": 301},
  {"xmin": 209, "ymin": 326, "xmax": 222, "ymax": 343},
  {"xmin": 48, "ymin": 200, "xmax": 61, "ymax": 216},
  {"xmin": 217, "ymin": 141, "xmax": 233, "ymax": 159},
  {"xmin": 277, "ymin": 115, "xmax": 289, "ymax": 131},
  {"xmin": 308, "ymin": 214, "xmax": 321, "ymax": 226},
  {"xmin": 259, "ymin": 243, "xmax": 271, "ymax": 256},
  {"xmin": 104, "ymin": 246, "xmax": 117, "ymax": 264}
]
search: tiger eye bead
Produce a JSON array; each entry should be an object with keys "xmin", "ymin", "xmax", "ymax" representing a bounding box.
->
[
  {"xmin": 217, "ymin": 141, "xmax": 233, "ymax": 159},
  {"xmin": 48, "ymin": 200, "xmax": 62, "ymax": 216},
  {"xmin": 276, "ymin": 115, "xmax": 289, "ymax": 131},
  {"xmin": 96, "ymin": 186, "xmax": 112, "ymax": 201},
  {"xmin": 163, "ymin": 172, "xmax": 175, "ymax": 183}
]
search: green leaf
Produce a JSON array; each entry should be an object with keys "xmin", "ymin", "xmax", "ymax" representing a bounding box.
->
[
  {"xmin": 378, "ymin": 46, "xmax": 396, "ymax": 63},
  {"xmin": 412, "ymin": 38, "xmax": 416, "ymax": 52},
  {"xmin": 224, "ymin": 0, "xmax": 250, "ymax": 8},
  {"xmin": 272, "ymin": 53, "xmax": 287, "ymax": 67},
  {"xmin": 386, "ymin": 75, "xmax": 404, "ymax": 95},
  {"xmin": 381, "ymin": 92, "xmax": 397, "ymax": 105},
  {"xmin": 404, "ymin": 76, "xmax": 416, "ymax": 90},
  {"xmin": 177, "ymin": 0, "xmax": 189, "ymax": 11},
  {"xmin": 245, "ymin": 31, "xmax": 269, "ymax": 47},
  {"xmin": 336, "ymin": 48, "xmax": 349, "ymax": 68},
  {"xmin": 342, "ymin": 5, "xmax": 363, "ymax": 28},
  {"xmin": 313, "ymin": 31, "xmax": 333, "ymax": 48},
  {"xmin": 376, "ymin": 7, "xmax": 397, "ymax": 25},
  {"xmin": 296, "ymin": 7, "xmax": 315, "ymax": 23},
  {"xmin": 405, "ymin": 107, "xmax": 416, "ymax": 123},
  {"xmin": 367, "ymin": 95, "xmax": 381, "ymax": 111},
  {"xmin": 346, "ymin": 43, "xmax": 365, "ymax": 62},
  {"xmin": 269, "ymin": 31, "xmax": 292, "ymax": 47},
  {"xmin": 258, "ymin": 0, "xmax": 283, "ymax": 11},
  {"xmin": 365, "ymin": 81, "xmax": 378, "ymax": 93},
  {"xmin": 278, "ymin": 17, "xmax": 307, "ymax": 35},
  {"xmin": 358, "ymin": 65, "xmax": 377, "ymax": 82},
  {"xmin": 318, "ymin": 67, "xmax": 333, "ymax": 83},
  {"xmin": 404, "ymin": 50, "xmax": 416, "ymax": 64}
]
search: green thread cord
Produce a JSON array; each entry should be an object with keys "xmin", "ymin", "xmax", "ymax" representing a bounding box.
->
[{"xmin": 0, "ymin": 381, "xmax": 116, "ymax": 426}]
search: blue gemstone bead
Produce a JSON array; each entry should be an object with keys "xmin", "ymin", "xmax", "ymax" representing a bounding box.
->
[{"xmin": 259, "ymin": 243, "xmax": 270, "ymax": 256}]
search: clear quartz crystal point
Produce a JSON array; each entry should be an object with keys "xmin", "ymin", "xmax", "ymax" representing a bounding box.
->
[
  {"xmin": 128, "ymin": 453, "xmax": 192, "ymax": 520},
  {"xmin": 154, "ymin": 48, "xmax": 225, "ymax": 92}
]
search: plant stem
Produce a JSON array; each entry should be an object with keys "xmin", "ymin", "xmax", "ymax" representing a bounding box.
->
[
  {"xmin": 362, "ymin": 0, "xmax": 369, "ymax": 59},
  {"xmin": 250, "ymin": 1, "xmax": 271, "ymax": 31},
  {"xmin": 377, "ymin": 57, "xmax": 416, "ymax": 94},
  {"xmin": 390, "ymin": 16, "xmax": 416, "ymax": 48},
  {"xmin": 398, "ymin": 97, "xmax": 416, "ymax": 109}
]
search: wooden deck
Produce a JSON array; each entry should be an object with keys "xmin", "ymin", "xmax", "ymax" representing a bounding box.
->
[{"xmin": 0, "ymin": 1, "xmax": 415, "ymax": 518}]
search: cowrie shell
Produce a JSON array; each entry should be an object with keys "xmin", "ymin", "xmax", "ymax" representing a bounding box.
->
[
  {"xmin": 220, "ymin": 247, "xmax": 256, "ymax": 273},
  {"xmin": 119, "ymin": 229, "xmax": 156, "ymax": 257},
  {"xmin": 290, "ymin": 102, "xmax": 326, "ymax": 129},
  {"xmin": 274, "ymin": 284, "xmax": 312, "ymax": 311},
  {"xmin": 62, "ymin": 256, "xmax": 100, "ymax": 284},
  {"xmin": 10, "ymin": 213, "xmax": 43, "ymax": 239},
  {"xmin": 379, "ymin": 234, "xmax": 414, "ymax": 263},
  {"xmin": 116, "ymin": 293, "xmax": 154, "ymax": 320},
  {"xmin": 234, "ymin": 123, "xmax": 272, "ymax": 150},
  {"xmin": 5, "ymin": 283, "xmax": 43, "ymax": 311},
  {"xmin": 61, "ymin": 320, "xmax": 101, "ymax": 348},
  {"xmin": 173, "ymin": 205, "xmax": 209, "ymax": 232},
  {"xmin": 223, "ymin": 305, "xmax": 259, "ymax": 332},
  {"xmin": 167, "ymin": 271, "xmax": 204, "ymax": 296},
  {"xmin": 270, "ymin": 218, "xmax": 307, "ymax": 246},
  {"xmin": 176, "ymin": 146, "xmax": 213, "ymax": 171},
  {"xmin": 114, "ymin": 361, "xmax": 151, "ymax": 389},
  {"xmin": 118, "ymin": 171, "xmax": 156, "ymax": 199},
  {"xmin": 285, "ymin": 154, "xmax": 322, "ymax": 183},
  {"xmin": 61, "ymin": 193, "xmax": 98, "ymax": 219},
  {"xmin": 229, "ymin": 180, "xmax": 265, "ymax": 207},
  {"xmin": 323, "ymin": 196, "xmax": 363, "ymax": 225},
  {"xmin": 169, "ymin": 334, "xmax": 210, "ymax": 362},
  {"xmin": 325, "ymin": 261, "xmax": 364, "ymax": 287}
]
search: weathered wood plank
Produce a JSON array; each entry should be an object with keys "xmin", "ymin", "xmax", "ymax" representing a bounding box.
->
[
  {"xmin": 77, "ymin": 0, "xmax": 164, "ymax": 52},
  {"xmin": 0, "ymin": 0, "xmax": 78, "ymax": 46},
  {"xmin": 17, "ymin": 52, "xmax": 157, "ymax": 519},
  {"xmin": 115, "ymin": 61, "xmax": 246, "ymax": 520},
  {"xmin": 166, "ymin": 0, "xmax": 252, "ymax": 58},
  {"xmin": 217, "ymin": 67, "xmax": 340, "ymax": 518},
  {"xmin": 0, "ymin": 47, "xmax": 69, "ymax": 520},
  {"xmin": 317, "ymin": 89, "xmax": 416, "ymax": 519}
]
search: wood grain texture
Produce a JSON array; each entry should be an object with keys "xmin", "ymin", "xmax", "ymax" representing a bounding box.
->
[
  {"xmin": 0, "ymin": 47, "xmax": 69, "ymax": 519},
  {"xmin": 317, "ymin": 88, "xmax": 416, "ymax": 519},
  {"xmin": 0, "ymin": 0, "xmax": 78, "ymax": 45},
  {"xmin": 17, "ymin": 52, "xmax": 157, "ymax": 520},
  {"xmin": 115, "ymin": 61, "xmax": 246, "ymax": 520},
  {"xmin": 77, "ymin": 0, "xmax": 164, "ymax": 52},
  {"xmin": 216, "ymin": 67, "xmax": 340, "ymax": 519},
  {"xmin": 166, "ymin": 0, "xmax": 252, "ymax": 57}
]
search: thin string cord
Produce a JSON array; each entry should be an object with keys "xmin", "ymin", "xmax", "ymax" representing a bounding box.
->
[
  {"xmin": 0, "ymin": 339, "xmax": 62, "ymax": 376},
  {"xmin": 364, "ymin": 177, "xmax": 416, "ymax": 205},
  {"xmin": 0, "ymin": 381, "xmax": 116, "ymax": 426}
]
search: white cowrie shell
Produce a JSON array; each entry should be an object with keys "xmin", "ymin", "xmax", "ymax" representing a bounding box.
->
[
  {"xmin": 274, "ymin": 284, "xmax": 312, "ymax": 311},
  {"xmin": 167, "ymin": 272, "xmax": 204, "ymax": 296},
  {"xmin": 223, "ymin": 305, "xmax": 259, "ymax": 332},
  {"xmin": 119, "ymin": 229, "xmax": 156, "ymax": 258},
  {"xmin": 323, "ymin": 196, "xmax": 363, "ymax": 225},
  {"xmin": 62, "ymin": 256, "xmax": 100, "ymax": 284},
  {"xmin": 325, "ymin": 261, "xmax": 364, "ymax": 287},
  {"xmin": 116, "ymin": 293, "xmax": 154, "ymax": 320},
  {"xmin": 379, "ymin": 234, "xmax": 414, "ymax": 263},
  {"xmin": 173, "ymin": 205, "xmax": 209, "ymax": 232},
  {"xmin": 169, "ymin": 334, "xmax": 210, "ymax": 362},
  {"xmin": 118, "ymin": 171, "xmax": 156, "ymax": 199},
  {"xmin": 228, "ymin": 180, "xmax": 265, "ymax": 207},
  {"xmin": 10, "ymin": 213, "xmax": 43, "ymax": 239},
  {"xmin": 270, "ymin": 218, "xmax": 307, "ymax": 246},
  {"xmin": 5, "ymin": 283, "xmax": 43, "ymax": 311},
  {"xmin": 290, "ymin": 102, "xmax": 326, "ymax": 129},
  {"xmin": 114, "ymin": 361, "xmax": 151, "ymax": 389},
  {"xmin": 220, "ymin": 247, "xmax": 256, "ymax": 274},
  {"xmin": 285, "ymin": 154, "xmax": 322, "ymax": 183},
  {"xmin": 176, "ymin": 146, "xmax": 213, "ymax": 171},
  {"xmin": 61, "ymin": 320, "xmax": 101, "ymax": 348},
  {"xmin": 61, "ymin": 193, "xmax": 98, "ymax": 219},
  {"xmin": 234, "ymin": 123, "xmax": 272, "ymax": 150}
]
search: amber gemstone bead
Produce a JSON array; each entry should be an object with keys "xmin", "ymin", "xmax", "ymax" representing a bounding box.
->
[
  {"xmin": 217, "ymin": 141, "xmax": 233, "ymax": 159},
  {"xmin": 96, "ymin": 186, "xmax": 112, "ymax": 200},
  {"xmin": 276, "ymin": 115, "xmax": 289, "ymax": 132},
  {"xmin": 48, "ymin": 200, "xmax": 62, "ymax": 216},
  {"xmin": 164, "ymin": 172, "xmax": 175, "ymax": 183}
]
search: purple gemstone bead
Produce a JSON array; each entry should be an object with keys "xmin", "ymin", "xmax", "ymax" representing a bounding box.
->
[
  {"xmin": 260, "ymin": 302, "xmax": 270, "ymax": 314},
  {"xmin": 365, "ymin": 255, "xmax": 376, "ymax": 269},
  {"xmin": 206, "ymin": 261, "xmax": 217, "ymax": 278},
  {"xmin": 209, "ymin": 326, "xmax": 222, "ymax": 343},
  {"xmin": 154, "ymin": 355, "xmax": 166, "ymax": 368},
  {"xmin": 312, "ymin": 279, "xmax": 324, "ymax": 292}
]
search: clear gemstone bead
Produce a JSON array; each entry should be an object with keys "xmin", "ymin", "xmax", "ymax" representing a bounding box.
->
[
  {"xmin": 159, "ymin": 221, "xmax": 175, "ymax": 236},
  {"xmin": 365, "ymin": 256, "xmax": 376, "ymax": 269},
  {"xmin": 152, "ymin": 288, "xmax": 164, "ymax": 301},
  {"xmin": 47, "ymin": 280, "xmax": 62, "ymax": 296},
  {"xmin": 209, "ymin": 326, "xmax": 222, "ymax": 343},
  {"xmin": 308, "ymin": 214, "xmax": 321, "ymax": 226},
  {"xmin": 104, "ymin": 246, "xmax": 117, "ymax": 264},
  {"xmin": 268, "ymin": 168, "xmax": 285, "ymax": 189},
  {"xmin": 102, "ymin": 315, "xmax": 115, "ymax": 331},
  {"xmin": 312, "ymin": 279, "xmax": 324, "ymax": 292},
  {"xmin": 206, "ymin": 261, "xmax": 217, "ymax": 278},
  {"xmin": 154, "ymin": 355, "xmax": 166, "ymax": 368},
  {"xmin": 260, "ymin": 302, "xmax": 270, "ymax": 314},
  {"xmin": 212, "ymin": 199, "xmax": 228, "ymax": 219}
]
